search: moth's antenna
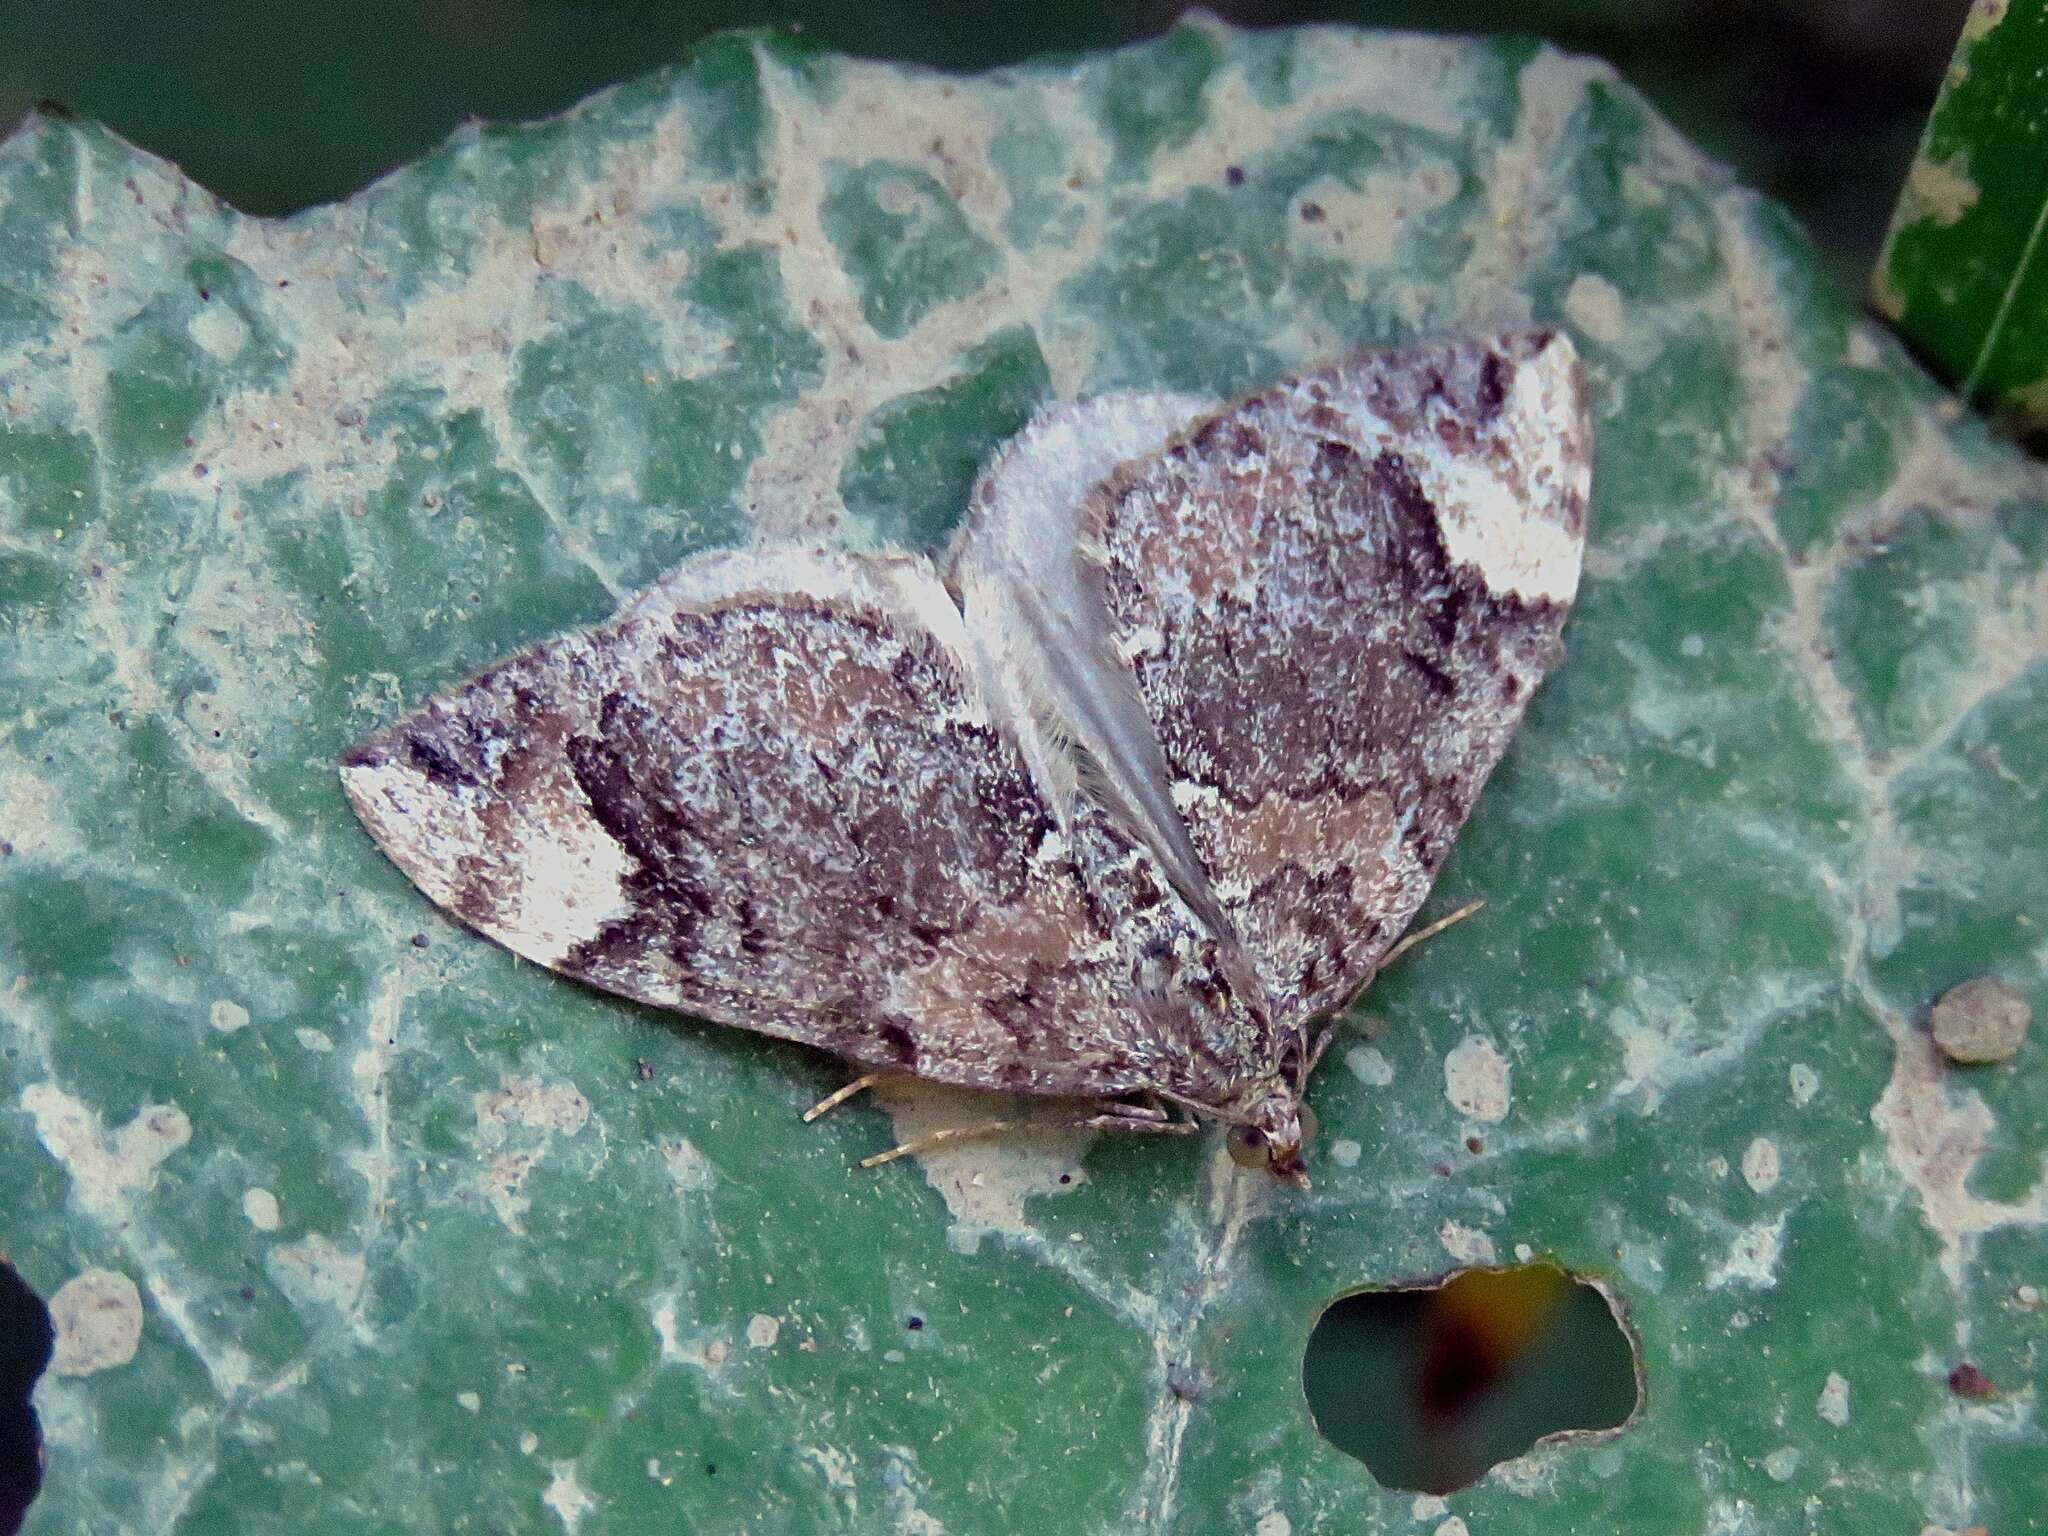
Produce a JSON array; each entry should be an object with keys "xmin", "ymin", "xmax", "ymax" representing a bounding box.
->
[{"xmin": 1377, "ymin": 899, "xmax": 1486, "ymax": 972}]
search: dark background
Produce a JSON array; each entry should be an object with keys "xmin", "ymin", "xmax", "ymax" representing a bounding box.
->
[
  {"xmin": 0, "ymin": 0, "xmax": 1971, "ymax": 298},
  {"xmin": 0, "ymin": 1263, "xmax": 51, "ymax": 1536}
]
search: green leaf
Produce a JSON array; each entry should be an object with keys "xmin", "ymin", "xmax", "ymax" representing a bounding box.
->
[
  {"xmin": 1873, "ymin": 0, "xmax": 2048, "ymax": 437},
  {"xmin": 4, "ymin": 20, "xmax": 2045, "ymax": 1534}
]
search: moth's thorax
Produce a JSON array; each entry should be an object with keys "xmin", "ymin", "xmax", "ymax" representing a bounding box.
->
[
  {"xmin": 1048, "ymin": 786, "xmax": 1280, "ymax": 1090},
  {"xmin": 1142, "ymin": 954, "xmax": 1277, "ymax": 1091}
]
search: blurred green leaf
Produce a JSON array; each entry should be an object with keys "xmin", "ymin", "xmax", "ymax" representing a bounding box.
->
[{"xmin": 1874, "ymin": 0, "xmax": 2048, "ymax": 438}]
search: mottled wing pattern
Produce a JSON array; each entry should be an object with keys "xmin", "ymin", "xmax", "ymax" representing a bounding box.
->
[
  {"xmin": 1086, "ymin": 331, "xmax": 1591, "ymax": 1030},
  {"xmin": 341, "ymin": 548, "xmax": 1203, "ymax": 1097}
]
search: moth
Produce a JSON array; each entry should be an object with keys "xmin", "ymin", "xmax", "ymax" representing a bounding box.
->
[{"xmin": 341, "ymin": 330, "xmax": 1590, "ymax": 1186}]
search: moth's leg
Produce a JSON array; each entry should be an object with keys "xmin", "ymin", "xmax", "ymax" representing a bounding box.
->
[
  {"xmin": 860, "ymin": 1122, "xmax": 1015, "ymax": 1167},
  {"xmin": 1100, "ymin": 1093, "xmax": 1172, "ymax": 1125},
  {"xmin": 1377, "ymin": 898, "xmax": 1487, "ymax": 972},
  {"xmin": 858, "ymin": 1099, "xmax": 1195, "ymax": 1169},
  {"xmin": 1305, "ymin": 1019, "xmax": 1342, "ymax": 1077},
  {"xmin": 802, "ymin": 1072, "xmax": 888, "ymax": 1124},
  {"xmin": 1076, "ymin": 1110, "xmax": 1200, "ymax": 1136},
  {"xmin": 1091, "ymin": 1091, "xmax": 1205, "ymax": 1132}
]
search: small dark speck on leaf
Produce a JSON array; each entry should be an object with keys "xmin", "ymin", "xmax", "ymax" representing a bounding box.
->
[
  {"xmin": 1167, "ymin": 1361, "xmax": 1211, "ymax": 1402},
  {"xmin": 1433, "ymin": 1162, "xmax": 1453, "ymax": 1177},
  {"xmin": 1948, "ymin": 1362, "xmax": 1996, "ymax": 1398},
  {"xmin": 239, "ymin": 1286, "xmax": 255, "ymax": 1301},
  {"xmin": 198, "ymin": 287, "xmax": 211, "ymax": 300},
  {"xmin": 635, "ymin": 1058, "xmax": 655, "ymax": 1083},
  {"xmin": 1058, "ymin": 1173, "xmax": 1072, "ymax": 1184},
  {"xmin": 1301, "ymin": 201, "xmax": 1325, "ymax": 222},
  {"xmin": 1465, "ymin": 1136, "xmax": 1484, "ymax": 1155},
  {"xmin": 905, "ymin": 1315, "xmax": 923, "ymax": 1331},
  {"xmin": 1225, "ymin": 165, "xmax": 1245, "ymax": 186},
  {"xmin": 704, "ymin": 1463, "xmax": 717, "ymax": 1476},
  {"xmin": 0, "ymin": 842, "xmax": 12, "ymax": 857}
]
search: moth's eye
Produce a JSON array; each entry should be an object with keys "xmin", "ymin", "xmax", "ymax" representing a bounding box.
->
[{"xmin": 1226, "ymin": 1123, "xmax": 1271, "ymax": 1168}]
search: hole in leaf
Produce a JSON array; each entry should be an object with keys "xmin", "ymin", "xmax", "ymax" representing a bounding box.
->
[
  {"xmin": 1303, "ymin": 1262, "xmax": 1639, "ymax": 1494},
  {"xmin": 0, "ymin": 1259, "xmax": 54, "ymax": 1536}
]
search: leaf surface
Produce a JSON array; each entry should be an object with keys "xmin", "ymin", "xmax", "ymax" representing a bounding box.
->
[{"xmin": 3, "ymin": 22, "xmax": 2045, "ymax": 1534}]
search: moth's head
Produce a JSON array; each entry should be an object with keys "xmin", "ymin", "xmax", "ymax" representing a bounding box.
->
[{"xmin": 1225, "ymin": 1087, "xmax": 1318, "ymax": 1189}]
